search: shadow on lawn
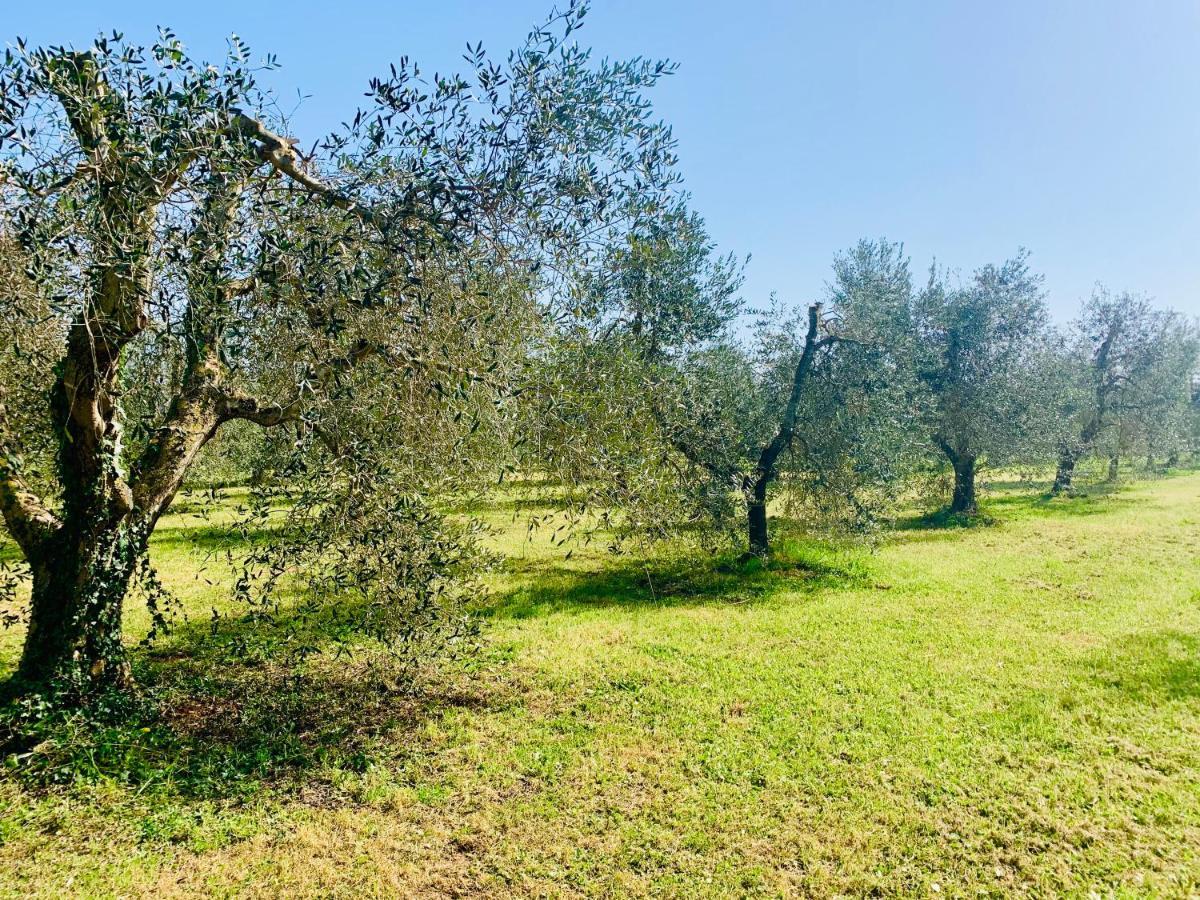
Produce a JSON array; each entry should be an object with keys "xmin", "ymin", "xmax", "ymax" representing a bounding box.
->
[
  {"xmin": 0, "ymin": 568, "xmax": 514, "ymax": 802},
  {"xmin": 1085, "ymin": 628, "xmax": 1200, "ymax": 703},
  {"xmin": 487, "ymin": 537, "xmax": 870, "ymax": 619},
  {"xmin": 892, "ymin": 479, "xmax": 1129, "ymax": 534},
  {"xmin": 1, "ymin": 642, "xmax": 512, "ymax": 803}
]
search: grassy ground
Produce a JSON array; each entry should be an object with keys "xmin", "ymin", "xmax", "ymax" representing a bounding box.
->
[{"xmin": 1, "ymin": 473, "xmax": 1199, "ymax": 897}]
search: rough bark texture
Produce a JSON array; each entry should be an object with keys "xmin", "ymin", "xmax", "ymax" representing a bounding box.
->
[
  {"xmin": 1052, "ymin": 448, "xmax": 1078, "ymax": 495},
  {"xmin": 1, "ymin": 73, "xmax": 316, "ymax": 699},
  {"xmin": 17, "ymin": 525, "xmax": 143, "ymax": 691},
  {"xmin": 745, "ymin": 480, "xmax": 770, "ymax": 558},
  {"xmin": 936, "ymin": 438, "xmax": 978, "ymax": 516},
  {"xmin": 950, "ymin": 453, "xmax": 977, "ymax": 515}
]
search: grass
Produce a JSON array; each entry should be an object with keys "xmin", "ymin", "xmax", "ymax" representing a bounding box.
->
[{"xmin": 1, "ymin": 473, "xmax": 1200, "ymax": 897}]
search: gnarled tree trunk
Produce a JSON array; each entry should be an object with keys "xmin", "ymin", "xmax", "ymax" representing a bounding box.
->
[
  {"xmin": 1052, "ymin": 446, "xmax": 1078, "ymax": 495},
  {"xmin": 17, "ymin": 523, "xmax": 142, "ymax": 692},
  {"xmin": 950, "ymin": 453, "xmax": 977, "ymax": 515},
  {"xmin": 936, "ymin": 438, "xmax": 978, "ymax": 515},
  {"xmin": 745, "ymin": 478, "xmax": 770, "ymax": 558}
]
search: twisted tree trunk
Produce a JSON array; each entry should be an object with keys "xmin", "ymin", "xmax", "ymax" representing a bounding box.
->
[
  {"xmin": 17, "ymin": 522, "xmax": 142, "ymax": 691},
  {"xmin": 1052, "ymin": 446, "xmax": 1078, "ymax": 495},
  {"xmin": 936, "ymin": 438, "xmax": 978, "ymax": 515},
  {"xmin": 950, "ymin": 453, "xmax": 977, "ymax": 515},
  {"xmin": 0, "ymin": 83, "xmax": 356, "ymax": 701}
]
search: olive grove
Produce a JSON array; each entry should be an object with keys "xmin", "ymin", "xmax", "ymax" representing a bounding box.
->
[{"xmin": 1, "ymin": 13, "xmax": 1198, "ymax": 720}]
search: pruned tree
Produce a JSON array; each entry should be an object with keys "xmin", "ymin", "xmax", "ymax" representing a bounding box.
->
[
  {"xmin": 0, "ymin": 7, "xmax": 679, "ymax": 701},
  {"xmin": 912, "ymin": 251, "xmax": 1054, "ymax": 514},
  {"xmin": 1052, "ymin": 290, "xmax": 1197, "ymax": 492},
  {"xmin": 655, "ymin": 240, "xmax": 921, "ymax": 556}
]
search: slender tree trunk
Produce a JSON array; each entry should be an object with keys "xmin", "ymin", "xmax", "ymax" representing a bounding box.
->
[
  {"xmin": 746, "ymin": 478, "xmax": 770, "ymax": 558},
  {"xmin": 739, "ymin": 303, "xmax": 829, "ymax": 560},
  {"xmin": 1107, "ymin": 454, "xmax": 1119, "ymax": 481},
  {"xmin": 17, "ymin": 520, "xmax": 142, "ymax": 694},
  {"xmin": 949, "ymin": 453, "xmax": 977, "ymax": 515}
]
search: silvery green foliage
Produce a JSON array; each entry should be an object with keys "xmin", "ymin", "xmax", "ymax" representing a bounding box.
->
[
  {"xmin": 513, "ymin": 200, "xmax": 747, "ymax": 546},
  {"xmin": 912, "ymin": 251, "xmax": 1062, "ymax": 470},
  {"xmin": 1060, "ymin": 290, "xmax": 1199, "ymax": 472},
  {"xmin": 574, "ymin": 198, "xmax": 746, "ymax": 356},
  {"xmin": 663, "ymin": 240, "xmax": 927, "ymax": 540},
  {"xmin": 0, "ymin": 4, "xmax": 684, "ymax": 695}
]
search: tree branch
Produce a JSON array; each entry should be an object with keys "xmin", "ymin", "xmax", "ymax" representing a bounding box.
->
[
  {"xmin": 230, "ymin": 112, "xmax": 383, "ymax": 229},
  {"xmin": 217, "ymin": 389, "xmax": 301, "ymax": 428},
  {"xmin": 0, "ymin": 404, "xmax": 60, "ymax": 555},
  {"xmin": 756, "ymin": 302, "xmax": 823, "ymax": 480}
]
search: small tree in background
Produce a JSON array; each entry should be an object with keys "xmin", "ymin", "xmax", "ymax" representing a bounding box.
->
[
  {"xmin": 912, "ymin": 251, "xmax": 1055, "ymax": 514},
  {"xmin": 1051, "ymin": 290, "xmax": 1196, "ymax": 493},
  {"xmin": 655, "ymin": 240, "xmax": 921, "ymax": 556}
]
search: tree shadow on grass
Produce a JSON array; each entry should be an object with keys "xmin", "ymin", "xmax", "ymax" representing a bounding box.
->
[
  {"xmin": 150, "ymin": 521, "xmax": 279, "ymax": 555},
  {"xmin": 0, "ymin": 568, "xmax": 516, "ymax": 804},
  {"xmin": 486, "ymin": 538, "xmax": 870, "ymax": 620},
  {"xmin": 892, "ymin": 480, "xmax": 1129, "ymax": 535},
  {"xmin": 1, "ymin": 645, "xmax": 513, "ymax": 804},
  {"xmin": 1083, "ymin": 628, "xmax": 1200, "ymax": 703}
]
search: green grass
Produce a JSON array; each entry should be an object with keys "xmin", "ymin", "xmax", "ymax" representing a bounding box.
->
[{"xmin": 2, "ymin": 474, "xmax": 1200, "ymax": 897}]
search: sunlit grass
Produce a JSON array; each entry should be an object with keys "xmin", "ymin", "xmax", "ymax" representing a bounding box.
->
[{"xmin": 2, "ymin": 472, "xmax": 1199, "ymax": 897}]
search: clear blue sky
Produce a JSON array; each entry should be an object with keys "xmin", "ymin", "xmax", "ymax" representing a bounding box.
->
[{"xmin": 7, "ymin": 0, "xmax": 1198, "ymax": 319}]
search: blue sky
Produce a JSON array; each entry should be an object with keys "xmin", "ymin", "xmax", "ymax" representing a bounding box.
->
[{"xmin": 6, "ymin": 0, "xmax": 1198, "ymax": 319}]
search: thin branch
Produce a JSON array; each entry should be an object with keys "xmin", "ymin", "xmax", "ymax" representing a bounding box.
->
[
  {"xmin": 756, "ymin": 302, "xmax": 823, "ymax": 480},
  {"xmin": 217, "ymin": 389, "xmax": 301, "ymax": 427},
  {"xmin": 230, "ymin": 112, "xmax": 383, "ymax": 228}
]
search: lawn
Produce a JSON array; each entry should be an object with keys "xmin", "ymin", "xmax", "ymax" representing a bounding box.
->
[{"xmin": 1, "ymin": 473, "xmax": 1199, "ymax": 897}]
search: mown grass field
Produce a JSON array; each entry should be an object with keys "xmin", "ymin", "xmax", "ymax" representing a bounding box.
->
[{"xmin": 2, "ymin": 473, "xmax": 1199, "ymax": 898}]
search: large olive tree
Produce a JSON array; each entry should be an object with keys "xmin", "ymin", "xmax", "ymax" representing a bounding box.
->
[{"xmin": 0, "ymin": 8, "xmax": 678, "ymax": 700}]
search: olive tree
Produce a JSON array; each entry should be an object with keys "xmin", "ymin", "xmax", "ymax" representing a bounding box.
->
[
  {"xmin": 912, "ymin": 252, "xmax": 1055, "ymax": 514},
  {"xmin": 0, "ymin": 8, "xmax": 679, "ymax": 700},
  {"xmin": 513, "ymin": 199, "xmax": 744, "ymax": 542},
  {"xmin": 655, "ymin": 240, "xmax": 921, "ymax": 556},
  {"xmin": 1052, "ymin": 290, "xmax": 1198, "ymax": 492}
]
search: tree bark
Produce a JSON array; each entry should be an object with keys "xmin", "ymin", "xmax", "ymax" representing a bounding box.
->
[
  {"xmin": 1052, "ymin": 448, "xmax": 1078, "ymax": 495},
  {"xmin": 746, "ymin": 478, "xmax": 770, "ymax": 558},
  {"xmin": 16, "ymin": 522, "xmax": 142, "ymax": 694},
  {"xmin": 739, "ymin": 304, "xmax": 830, "ymax": 557},
  {"xmin": 935, "ymin": 438, "xmax": 978, "ymax": 515},
  {"xmin": 1107, "ymin": 454, "xmax": 1119, "ymax": 481},
  {"xmin": 949, "ymin": 453, "xmax": 977, "ymax": 515}
]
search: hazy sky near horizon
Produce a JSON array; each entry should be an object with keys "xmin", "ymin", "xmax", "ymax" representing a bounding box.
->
[{"xmin": 6, "ymin": 0, "xmax": 1198, "ymax": 319}]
